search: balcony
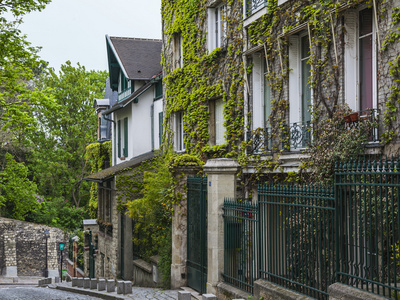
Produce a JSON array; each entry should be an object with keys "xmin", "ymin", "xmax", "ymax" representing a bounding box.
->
[
  {"xmin": 245, "ymin": 0, "xmax": 268, "ymax": 18},
  {"xmin": 246, "ymin": 127, "xmax": 272, "ymax": 155},
  {"xmin": 282, "ymin": 121, "xmax": 312, "ymax": 151},
  {"xmin": 344, "ymin": 109, "xmax": 379, "ymax": 143}
]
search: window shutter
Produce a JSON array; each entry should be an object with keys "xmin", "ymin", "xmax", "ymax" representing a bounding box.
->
[
  {"xmin": 344, "ymin": 10, "xmax": 358, "ymax": 111},
  {"xmin": 117, "ymin": 120, "xmax": 121, "ymax": 157},
  {"xmin": 289, "ymin": 35, "xmax": 300, "ymax": 124},
  {"xmin": 159, "ymin": 112, "xmax": 163, "ymax": 148},
  {"xmin": 215, "ymin": 99, "xmax": 224, "ymax": 145},
  {"xmin": 123, "ymin": 118, "xmax": 128, "ymax": 157}
]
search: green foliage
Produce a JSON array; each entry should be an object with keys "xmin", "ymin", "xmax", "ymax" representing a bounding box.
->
[
  {"xmin": 304, "ymin": 105, "xmax": 373, "ymax": 183},
  {"xmin": 161, "ymin": 0, "xmax": 244, "ymax": 160},
  {"xmin": 86, "ymin": 141, "xmax": 112, "ymax": 217},
  {"xmin": 27, "ymin": 62, "xmax": 108, "ymax": 207},
  {"xmin": 27, "ymin": 196, "xmax": 87, "ymax": 231},
  {"xmin": 0, "ymin": 153, "xmax": 39, "ymax": 220}
]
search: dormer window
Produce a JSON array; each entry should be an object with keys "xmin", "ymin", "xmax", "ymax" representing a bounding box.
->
[{"xmin": 118, "ymin": 72, "xmax": 133, "ymax": 101}]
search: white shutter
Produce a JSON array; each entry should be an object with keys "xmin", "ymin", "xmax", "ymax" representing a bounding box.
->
[
  {"xmin": 344, "ymin": 10, "xmax": 358, "ymax": 111},
  {"xmin": 252, "ymin": 54, "xmax": 263, "ymax": 129},
  {"xmin": 215, "ymin": 99, "xmax": 225, "ymax": 145},
  {"xmin": 289, "ymin": 35, "xmax": 300, "ymax": 124}
]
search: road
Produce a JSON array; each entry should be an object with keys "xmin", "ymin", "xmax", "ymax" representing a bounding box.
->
[{"xmin": 0, "ymin": 285, "xmax": 102, "ymax": 300}]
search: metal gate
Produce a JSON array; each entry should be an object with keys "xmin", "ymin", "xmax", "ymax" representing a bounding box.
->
[{"xmin": 187, "ymin": 176, "xmax": 208, "ymax": 294}]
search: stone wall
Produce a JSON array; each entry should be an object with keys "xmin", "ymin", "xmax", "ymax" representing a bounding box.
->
[{"xmin": 0, "ymin": 217, "xmax": 67, "ymax": 277}]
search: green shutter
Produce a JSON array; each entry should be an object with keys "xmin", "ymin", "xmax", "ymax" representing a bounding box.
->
[
  {"xmin": 159, "ymin": 112, "xmax": 163, "ymax": 147},
  {"xmin": 118, "ymin": 120, "xmax": 121, "ymax": 157},
  {"xmin": 123, "ymin": 118, "xmax": 128, "ymax": 157}
]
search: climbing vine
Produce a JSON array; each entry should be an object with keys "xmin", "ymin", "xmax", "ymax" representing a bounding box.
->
[{"xmin": 85, "ymin": 141, "xmax": 112, "ymax": 217}]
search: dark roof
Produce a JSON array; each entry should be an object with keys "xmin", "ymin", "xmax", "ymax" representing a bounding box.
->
[
  {"xmin": 83, "ymin": 151, "xmax": 156, "ymax": 182},
  {"xmin": 108, "ymin": 36, "xmax": 162, "ymax": 80}
]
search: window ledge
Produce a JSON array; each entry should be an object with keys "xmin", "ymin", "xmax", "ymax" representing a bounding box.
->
[{"xmin": 244, "ymin": 6, "xmax": 268, "ymax": 28}]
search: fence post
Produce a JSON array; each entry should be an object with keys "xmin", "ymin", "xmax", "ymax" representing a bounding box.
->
[{"xmin": 203, "ymin": 158, "xmax": 241, "ymax": 295}]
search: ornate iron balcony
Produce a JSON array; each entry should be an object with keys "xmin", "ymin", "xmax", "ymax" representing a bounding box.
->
[
  {"xmin": 344, "ymin": 109, "xmax": 379, "ymax": 143},
  {"xmin": 246, "ymin": 127, "xmax": 272, "ymax": 155},
  {"xmin": 282, "ymin": 121, "xmax": 312, "ymax": 151},
  {"xmin": 245, "ymin": 0, "xmax": 268, "ymax": 17}
]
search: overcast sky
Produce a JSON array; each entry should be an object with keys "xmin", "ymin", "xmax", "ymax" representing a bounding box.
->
[{"xmin": 15, "ymin": 0, "xmax": 162, "ymax": 72}]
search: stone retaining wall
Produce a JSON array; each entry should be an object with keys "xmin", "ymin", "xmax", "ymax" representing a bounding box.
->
[{"xmin": 0, "ymin": 217, "xmax": 67, "ymax": 277}]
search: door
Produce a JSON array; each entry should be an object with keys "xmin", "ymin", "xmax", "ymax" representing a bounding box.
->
[{"xmin": 187, "ymin": 176, "xmax": 208, "ymax": 294}]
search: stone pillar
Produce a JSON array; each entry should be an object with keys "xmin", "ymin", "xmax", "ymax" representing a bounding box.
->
[
  {"xmin": 3, "ymin": 227, "xmax": 17, "ymax": 277},
  {"xmin": 47, "ymin": 231, "xmax": 59, "ymax": 278},
  {"xmin": 170, "ymin": 165, "xmax": 202, "ymax": 289},
  {"xmin": 203, "ymin": 158, "xmax": 240, "ymax": 295}
]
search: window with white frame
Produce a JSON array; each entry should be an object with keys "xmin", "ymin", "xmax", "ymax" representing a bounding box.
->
[
  {"xmin": 209, "ymin": 98, "xmax": 225, "ymax": 146},
  {"xmin": 175, "ymin": 111, "xmax": 185, "ymax": 151},
  {"xmin": 117, "ymin": 117, "xmax": 128, "ymax": 158},
  {"xmin": 208, "ymin": 4, "xmax": 226, "ymax": 52},
  {"xmin": 344, "ymin": 7, "xmax": 376, "ymax": 112},
  {"xmin": 251, "ymin": 53, "xmax": 271, "ymax": 129},
  {"xmin": 173, "ymin": 34, "xmax": 183, "ymax": 69},
  {"xmin": 288, "ymin": 31, "xmax": 312, "ymax": 126}
]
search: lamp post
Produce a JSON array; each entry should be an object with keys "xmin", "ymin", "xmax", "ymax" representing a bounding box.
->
[
  {"xmin": 44, "ymin": 229, "xmax": 50, "ymax": 278},
  {"xmin": 58, "ymin": 242, "xmax": 65, "ymax": 282}
]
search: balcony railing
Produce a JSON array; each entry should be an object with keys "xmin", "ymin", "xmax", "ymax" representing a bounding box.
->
[
  {"xmin": 245, "ymin": 0, "xmax": 268, "ymax": 17},
  {"xmin": 246, "ymin": 127, "xmax": 272, "ymax": 155},
  {"xmin": 344, "ymin": 109, "xmax": 379, "ymax": 143},
  {"xmin": 282, "ymin": 121, "xmax": 312, "ymax": 151}
]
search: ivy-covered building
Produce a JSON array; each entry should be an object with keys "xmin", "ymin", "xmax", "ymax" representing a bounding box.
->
[
  {"xmin": 84, "ymin": 36, "xmax": 163, "ymax": 281},
  {"xmin": 161, "ymin": 0, "xmax": 400, "ymax": 298}
]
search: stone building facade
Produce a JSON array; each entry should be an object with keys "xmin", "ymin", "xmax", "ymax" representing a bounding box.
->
[{"xmin": 0, "ymin": 217, "xmax": 67, "ymax": 277}]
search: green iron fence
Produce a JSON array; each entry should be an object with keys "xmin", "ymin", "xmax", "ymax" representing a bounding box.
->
[
  {"xmin": 223, "ymin": 198, "xmax": 259, "ymax": 294},
  {"xmin": 258, "ymin": 183, "xmax": 336, "ymax": 299},
  {"xmin": 222, "ymin": 157, "xmax": 400, "ymax": 299},
  {"xmin": 336, "ymin": 158, "xmax": 400, "ymax": 299}
]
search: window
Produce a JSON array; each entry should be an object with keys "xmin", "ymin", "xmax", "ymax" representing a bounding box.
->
[
  {"xmin": 288, "ymin": 31, "xmax": 311, "ymax": 125},
  {"xmin": 159, "ymin": 112, "xmax": 163, "ymax": 148},
  {"xmin": 175, "ymin": 112, "xmax": 185, "ymax": 151},
  {"xmin": 209, "ymin": 99, "xmax": 225, "ymax": 146},
  {"xmin": 173, "ymin": 34, "xmax": 183, "ymax": 69},
  {"xmin": 118, "ymin": 72, "xmax": 133, "ymax": 101},
  {"xmin": 344, "ymin": 7, "xmax": 376, "ymax": 112},
  {"xmin": 155, "ymin": 80, "xmax": 163, "ymax": 99},
  {"xmin": 117, "ymin": 117, "xmax": 128, "ymax": 158},
  {"xmin": 208, "ymin": 5, "xmax": 225, "ymax": 51}
]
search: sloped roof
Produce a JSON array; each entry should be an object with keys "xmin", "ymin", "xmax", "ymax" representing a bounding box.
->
[
  {"xmin": 108, "ymin": 36, "xmax": 162, "ymax": 80},
  {"xmin": 83, "ymin": 151, "xmax": 155, "ymax": 182}
]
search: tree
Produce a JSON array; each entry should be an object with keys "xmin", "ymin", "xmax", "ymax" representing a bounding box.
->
[
  {"xmin": 28, "ymin": 62, "xmax": 108, "ymax": 207},
  {"xmin": 0, "ymin": 153, "xmax": 39, "ymax": 220},
  {"xmin": 0, "ymin": 0, "xmax": 53, "ymax": 165}
]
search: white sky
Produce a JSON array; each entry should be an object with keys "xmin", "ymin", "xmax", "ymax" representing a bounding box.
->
[{"xmin": 15, "ymin": 0, "xmax": 162, "ymax": 72}]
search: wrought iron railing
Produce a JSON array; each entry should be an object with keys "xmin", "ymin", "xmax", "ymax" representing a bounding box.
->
[
  {"xmin": 246, "ymin": 127, "xmax": 272, "ymax": 155},
  {"xmin": 258, "ymin": 183, "xmax": 336, "ymax": 299},
  {"xmin": 335, "ymin": 157, "xmax": 400, "ymax": 299},
  {"xmin": 344, "ymin": 108, "xmax": 379, "ymax": 143},
  {"xmin": 223, "ymin": 198, "xmax": 259, "ymax": 294},
  {"xmin": 282, "ymin": 121, "xmax": 312, "ymax": 150},
  {"xmin": 245, "ymin": 0, "xmax": 268, "ymax": 17}
]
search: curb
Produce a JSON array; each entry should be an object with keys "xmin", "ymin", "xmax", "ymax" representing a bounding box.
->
[{"xmin": 55, "ymin": 284, "xmax": 126, "ymax": 300}]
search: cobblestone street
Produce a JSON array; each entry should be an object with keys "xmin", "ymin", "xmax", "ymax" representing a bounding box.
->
[{"xmin": 0, "ymin": 286, "xmax": 102, "ymax": 300}]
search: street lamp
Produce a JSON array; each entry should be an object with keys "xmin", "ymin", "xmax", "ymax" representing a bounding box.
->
[
  {"xmin": 58, "ymin": 242, "xmax": 65, "ymax": 282},
  {"xmin": 44, "ymin": 229, "xmax": 50, "ymax": 278}
]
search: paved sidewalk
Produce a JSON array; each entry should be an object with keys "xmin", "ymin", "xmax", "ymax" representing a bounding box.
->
[
  {"xmin": 0, "ymin": 276, "xmax": 42, "ymax": 285},
  {"xmin": 55, "ymin": 282, "xmax": 178, "ymax": 300}
]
